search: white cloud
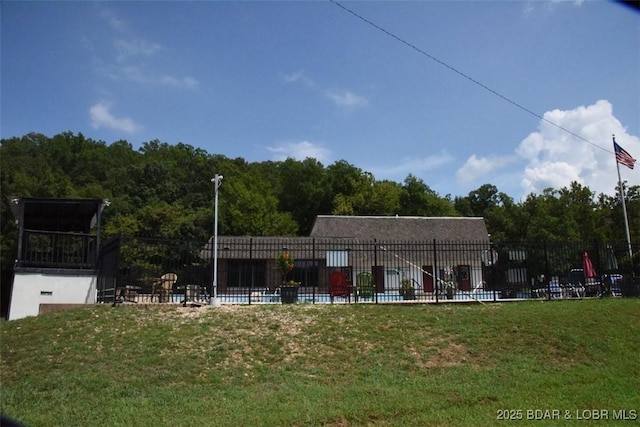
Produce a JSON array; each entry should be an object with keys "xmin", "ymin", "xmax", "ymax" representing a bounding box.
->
[
  {"xmin": 456, "ymin": 155, "xmax": 515, "ymax": 184},
  {"xmin": 267, "ymin": 140, "xmax": 331, "ymax": 163},
  {"xmin": 325, "ymin": 89, "xmax": 368, "ymax": 109},
  {"xmin": 101, "ymin": 65, "xmax": 199, "ymax": 89},
  {"xmin": 106, "ymin": 65, "xmax": 143, "ymax": 82},
  {"xmin": 93, "ymin": 8, "xmax": 198, "ymax": 90},
  {"xmin": 100, "ymin": 8, "xmax": 126, "ymax": 32},
  {"xmin": 516, "ymin": 100, "xmax": 639, "ymax": 196},
  {"xmin": 89, "ymin": 102, "xmax": 142, "ymax": 133},
  {"xmin": 451, "ymin": 100, "xmax": 639, "ymax": 198},
  {"xmin": 159, "ymin": 75, "xmax": 199, "ymax": 89},
  {"xmin": 283, "ymin": 70, "xmax": 315, "ymax": 87},
  {"xmin": 369, "ymin": 151, "xmax": 454, "ymax": 181},
  {"xmin": 520, "ymin": 161, "xmax": 584, "ymax": 193},
  {"xmin": 284, "ymin": 70, "xmax": 366, "ymax": 109},
  {"xmin": 283, "ymin": 71, "xmax": 303, "ymax": 83},
  {"xmin": 115, "ymin": 39, "xmax": 163, "ymax": 62},
  {"xmin": 524, "ymin": 0, "xmax": 584, "ymax": 14}
]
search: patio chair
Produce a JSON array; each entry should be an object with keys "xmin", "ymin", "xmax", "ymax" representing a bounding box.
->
[
  {"xmin": 561, "ymin": 282, "xmax": 585, "ymax": 298},
  {"xmin": 532, "ymin": 275, "xmax": 548, "ymax": 299},
  {"xmin": 152, "ymin": 273, "xmax": 178, "ymax": 303},
  {"xmin": 178, "ymin": 284, "xmax": 205, "ymax": 306},
  {"xmin": 355, "ymin": 272, "xmax": 374, "ymax": 300},
  {"xmin": 329, "ymin": 271, "xmax": 352, "ymax": 303},
  {"xmin": 112, "ymin": 283, "xmax": 142, "ymax": 306}
]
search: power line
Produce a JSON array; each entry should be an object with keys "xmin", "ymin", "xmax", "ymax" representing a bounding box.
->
[{"xmin": 329, "ymin": 0, "xmax": 611, "ymax": 154}]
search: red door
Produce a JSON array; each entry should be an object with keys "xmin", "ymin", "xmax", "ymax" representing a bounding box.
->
[
  {"xmin": 422, "ymin": 265, "xmax": 434, "ymax": 292},
  {"xmin": 458, "ymin": 265, "xmax": 471, "ymax": 291}
]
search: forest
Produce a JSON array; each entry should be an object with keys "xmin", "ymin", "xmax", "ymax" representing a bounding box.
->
[{"xmin": 1, "ymin": 131, "xmax": 639, "ymax": 275}]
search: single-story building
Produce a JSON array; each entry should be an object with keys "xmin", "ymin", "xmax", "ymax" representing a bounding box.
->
[{"xmin": 201, "ymin": 215, "xmax": 491, "ymax": 295}]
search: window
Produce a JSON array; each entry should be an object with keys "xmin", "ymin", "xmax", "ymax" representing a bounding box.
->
[
  {"xmin": 291, "ymin": 260, "xmax": 319, "ymax": 287},
  {"xmin": 227, "ymin": 260, "xmax": 266, "ymax": 288},
  {"xmin": 326, "ymin": 250, "xmax": 348, "ymax": 267}
]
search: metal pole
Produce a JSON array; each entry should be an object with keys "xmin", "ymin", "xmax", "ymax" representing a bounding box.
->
[
  {"xmin": 614, "ymin": 136, "xmax": 633, "ymax": 258},
  {"xmin": 210, "ymin": 174, "xmax": 223, "ymax": 306}
]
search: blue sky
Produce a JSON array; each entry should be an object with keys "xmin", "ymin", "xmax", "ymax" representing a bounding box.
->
[{"xmin": 2, "ymin": 0, "xmax": 638, "ymax": 200}]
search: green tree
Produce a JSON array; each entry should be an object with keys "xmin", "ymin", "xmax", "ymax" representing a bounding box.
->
[
  {"xmin": 366, "ymin": 180, "xmax": 403, "ymax": 216},
  {"xmin": 399, "ymin": 174, "xmax": 457, "ymax": 216},
  {"xmin": 325, "ymin": 161, "xmax": 377, "ymax": 216},
  {"xmin": 3, "ymin": 131, "xmax": 638, "ymax": 258},
  {"xmin": 224, "ymin": 173, "xmax": 298, "ymax": 236},
  {"xmin": 276, "ymin": 158, "xmax": 329, "ymax": 235},
  {"xmin": 597, "ymin": 183, "xmax": 640, "ymax": 243}
]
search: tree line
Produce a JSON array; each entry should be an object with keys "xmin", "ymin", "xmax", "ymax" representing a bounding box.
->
[{"xmin": 1, "ymin": 131, "xmax": 638, "ymax": 272}]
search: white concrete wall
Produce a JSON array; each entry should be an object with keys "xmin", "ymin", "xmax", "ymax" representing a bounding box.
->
[{"xmin": 8, "ymin": 272, "xmax": 97, "ymax": 321}]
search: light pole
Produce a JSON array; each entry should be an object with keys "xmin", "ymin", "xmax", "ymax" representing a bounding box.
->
[{"xmin": 210, "ymin": 174, "xmax": 223, "ymax": 307}]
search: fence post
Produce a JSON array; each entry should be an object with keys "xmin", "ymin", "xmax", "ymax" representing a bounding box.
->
[
  {"xmin": 544, "ymin": 241, "xmax": 551, "ymax": 301},
  {"xmin": 373, "ymin": 239, "xmax": 378, "ymax": 304},
  {"xmin": 433, "ymin": 239, "xmax": 439, "ymax": 304},
  {"xmin": 490, "ymin": 240, "xmax": 497, "ymax": 302},
  {"xmin": 593, "ymin": 239, "xmax": 601, "ymax": 276},
  {"xmin": 248, "ymin": 238, "xmax": 253, "ymax": 305}
]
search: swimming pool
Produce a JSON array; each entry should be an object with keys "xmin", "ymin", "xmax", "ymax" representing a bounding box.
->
[{"xmin": 189, "ymin": 290, "xmax": 503, "ymax": 304}]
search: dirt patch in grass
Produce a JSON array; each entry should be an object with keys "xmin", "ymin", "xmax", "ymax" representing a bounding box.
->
[
  {"xmin": 103, "ymin": 305, "xmax": 495, "ymax": 373},
  {"xmin": 410, "ymin": 336, "xmax": 489, "ymax": 369}
]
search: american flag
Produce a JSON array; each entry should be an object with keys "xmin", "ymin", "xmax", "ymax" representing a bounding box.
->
[{"xmin": 614, "ymin": 141, "xmax": 636, "ymax": 170}]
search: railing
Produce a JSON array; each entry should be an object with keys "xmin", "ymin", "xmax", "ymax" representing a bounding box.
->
[
  {"xmin": 96, "ymin": 236, "xmax": 121, "ymax": 304},
  {"xmin": 18, "ymin": 229, "xmax": 98, "ymax": 269},
  {"xmin": 96, "ymin": 235, "xmax": 639, "ymax": 305}
]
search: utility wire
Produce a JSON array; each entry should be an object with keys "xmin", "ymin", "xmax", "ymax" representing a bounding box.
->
[{"xmin": 330, "ymin": 0, "xmax": 611, "ymax": 154}]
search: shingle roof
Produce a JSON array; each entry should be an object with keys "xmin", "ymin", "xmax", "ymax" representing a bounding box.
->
[
  {"xmin": 8, "ymin": 197, "xmax": 106, "ymax": 232},
  {"xmin": 201, "ymin": 216, "xmax": 490, "ymax": 259},
  {"xmin": 310, "ymin": 215, "xmax": 489, "ymax": 242}
]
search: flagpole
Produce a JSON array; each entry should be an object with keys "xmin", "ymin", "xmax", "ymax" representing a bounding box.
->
[
  {"xmin": 613, "ymin": 135, "xmax": 633, "ymax": 258},
  {"xmin": 210, "ymin": 174, "xmax": 223, "ymax": 307}
]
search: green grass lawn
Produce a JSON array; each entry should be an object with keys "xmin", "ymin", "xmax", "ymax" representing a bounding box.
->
[{"xmin": 1, "ymin": 299, "xmax": 639, "ymax": 426}]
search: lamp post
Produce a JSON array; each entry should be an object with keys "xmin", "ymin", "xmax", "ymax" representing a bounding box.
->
[{"xmin": 210, "ymin": 174, "xmax": 223, "ymax": 307}]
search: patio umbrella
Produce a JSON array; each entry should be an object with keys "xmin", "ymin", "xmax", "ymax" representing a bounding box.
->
[
  {"xmin": 583, "ymin": 252, "xmax": 597, "ymax": 279},
  {"xmin": 603, "ymin": 245, "xmax": 619, "ymax": 272}
]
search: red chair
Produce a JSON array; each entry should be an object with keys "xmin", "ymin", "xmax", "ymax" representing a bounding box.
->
[{"xmin": 329, "ymin": 271, "xmax": 352, "ymax": 303}]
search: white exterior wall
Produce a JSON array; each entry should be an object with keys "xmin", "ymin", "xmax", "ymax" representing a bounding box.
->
[
  {"xmin": 354, "ymin": 261, "xmax": 486, "ymax": 293},
  {"xmin": 470, "ymin": 266, "xmax": 485, "ymax": 291},
  {"xmin": 8, "ymin": 272, "xmax": 97, "ymax": 321}
]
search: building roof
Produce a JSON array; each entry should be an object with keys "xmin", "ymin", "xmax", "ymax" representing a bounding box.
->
[
  {"xmin": 310, "ymin": 215, "xmax": 489, "ymax": 242},
  {"xmin": 201, "ymin": 216, "xmax": 490, "ymax": 259},
  {"xmin": 8, "ymin": 197, "xmax": 107, "ymax": 232}
]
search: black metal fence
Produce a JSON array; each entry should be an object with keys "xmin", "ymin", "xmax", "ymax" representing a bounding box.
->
[
  {"xmin": 18, "ymin": 229, "xmax": 98, "ymax": 269},
  {"xmin": 96, "ymin": 236, "xmax": 640, "ymax": 305},
  {"xmin": 96, "ymin": 236, "xmax": 121, "ymax": 304}
]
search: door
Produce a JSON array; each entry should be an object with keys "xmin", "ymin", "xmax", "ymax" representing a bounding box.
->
[
  {"xmin": 458, "ymin": 265, "xmax": 471, "ymax": 291},
  {"xmin": 422, "ymin": 265, "xmax": 434, "ymax": 292},
  {"xmin": 372, "ymin": 265, "xmax": 385, "ymax": 293}
]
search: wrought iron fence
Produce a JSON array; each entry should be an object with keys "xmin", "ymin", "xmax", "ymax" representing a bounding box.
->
[
  {"xmin": 96, "ymin": 236, "xmax": 121, "ymax": 304},
  {"xmin": 97, "ymin": 235, "xmax": 639, "ymax": 305},
  {"xmin": 18, "ymin": 229, "xmax": 98, "ymax": 269}
]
